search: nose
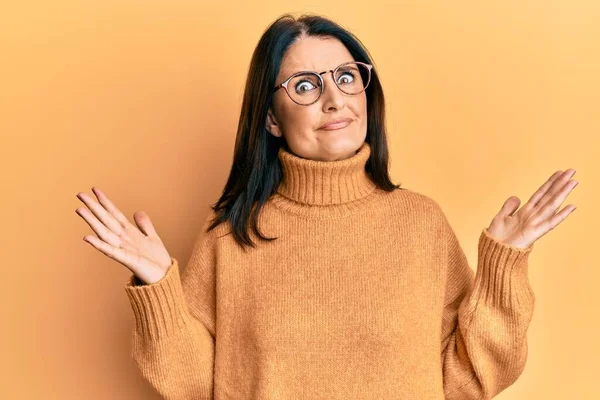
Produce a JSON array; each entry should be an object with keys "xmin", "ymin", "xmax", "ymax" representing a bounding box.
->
[{"xmin": 320, "ymin": 72, "xmax": 345, "ymax": 111}]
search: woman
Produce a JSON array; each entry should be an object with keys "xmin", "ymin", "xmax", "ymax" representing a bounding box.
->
[{"xmin": 76, "ymin": 13, "xmax": 578, "ymax": 399}]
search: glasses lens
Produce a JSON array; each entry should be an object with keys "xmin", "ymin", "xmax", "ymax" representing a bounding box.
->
[
  {"xmin": 335, "ymin": 62, "xmax": 371, "ymax": 95},
  {"xmin": 288, "ymin": 73, "xmax": 322, "ymax": 105}
]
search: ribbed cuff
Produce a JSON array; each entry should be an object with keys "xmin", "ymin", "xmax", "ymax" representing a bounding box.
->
[
  {"xmin": 473, "ymin": 228, "xmax": 536, "ymax": 309},
  {"xmin": 124, "ymin": 257, "xmax": 192, "ymax": 340}
]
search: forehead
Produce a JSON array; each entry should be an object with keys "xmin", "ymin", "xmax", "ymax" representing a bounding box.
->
[{"xmin": 279, "ymin": 36, "xmax": 355, "ymax": 78}]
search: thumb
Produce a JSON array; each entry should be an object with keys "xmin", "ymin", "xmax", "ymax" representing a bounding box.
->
[
  {"xmin": 497, "ymin": 196, "xmax": 521, "ymax": 218},
  {"xmin": 134, "ymin": 211, "xmax": 159, "ymax": 238}
]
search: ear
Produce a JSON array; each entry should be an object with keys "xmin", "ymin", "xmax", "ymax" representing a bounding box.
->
[{"xmin": 266, "ymin": 107, "xmax": 282, "ymax": 137}]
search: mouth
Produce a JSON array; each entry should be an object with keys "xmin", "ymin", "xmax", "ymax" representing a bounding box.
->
[{"xmin": 319, "ymin": 119, "xmax": 353, "ymax": 131}]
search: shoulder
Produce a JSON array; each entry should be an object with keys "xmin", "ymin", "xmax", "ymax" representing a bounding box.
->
[
  {"xmin": 375, "ymin": 187, "xmax": 449, "ymax": 240},
  {"xmin": 385, "ymin": 188, "xmax": 456, "ymax": 252},
  {"xmin": 195, "ymin": 207, "xmax": 231, "ymax": 245},
  {"xmin": 386, "ymin": 186, "xmax": 446, "ymax": 218}
]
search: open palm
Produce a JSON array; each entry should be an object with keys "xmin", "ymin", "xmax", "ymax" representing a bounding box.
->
[
  {"xmin": 75, "ymin": 186, "xmax": 172, "ymax": 284},
  {"xmin": 486, "ymin": 169, "xmax": 579, "ymax": 249}
]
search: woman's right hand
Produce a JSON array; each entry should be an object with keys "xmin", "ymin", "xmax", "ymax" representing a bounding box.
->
[{"xmin": 75, "ymin": 186, "xmax": 172, "ymax": 285}]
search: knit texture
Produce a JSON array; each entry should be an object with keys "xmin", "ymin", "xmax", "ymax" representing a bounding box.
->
[{"xmin": 124, "ymin": 141, "xmax": 536, "ymax": 399}]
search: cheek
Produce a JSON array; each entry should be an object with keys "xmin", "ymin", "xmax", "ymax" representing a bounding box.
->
[
  {"xmin": 359, "ymin": 95, "xmax": 368, "ymax": 116},
  {"xmin": 351, "ymin": 97, "xmax": 368, "ymax": 120},
  {"xmin": 281, "ymin": 105, "xmax": 319, "ymax": 132},
  {"xmin": 352, "ymin": 98, "xmax": 368, "ymax": 134}
]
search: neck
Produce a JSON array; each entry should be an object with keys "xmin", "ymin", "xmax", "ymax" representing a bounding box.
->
[{"xmin": 275, "ymin": 142, "xmax": 376, "ymax": 206}]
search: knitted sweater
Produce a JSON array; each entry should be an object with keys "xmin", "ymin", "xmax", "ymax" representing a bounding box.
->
[{"xmin": 124, "ymin": 141, "xmax": 535, "ymax": 400}]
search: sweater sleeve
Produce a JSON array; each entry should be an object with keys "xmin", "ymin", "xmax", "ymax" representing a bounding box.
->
[
  {"xmin": 439, "ymin": 214, "xmax": 536, "ymax": 399},
  {"xmin": 124, "ymin": 214, "xmax": 219, "ymax": 400}
]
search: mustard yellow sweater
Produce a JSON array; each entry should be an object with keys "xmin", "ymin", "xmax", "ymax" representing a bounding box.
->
[{"xmin": 124, "ymin": 142, "xmax": 535, "ymax": 399}]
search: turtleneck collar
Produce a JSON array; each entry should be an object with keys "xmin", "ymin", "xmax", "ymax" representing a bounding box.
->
[{"xmin": 275, "ymin": 141, "xmax": 377, "ymax": 206}]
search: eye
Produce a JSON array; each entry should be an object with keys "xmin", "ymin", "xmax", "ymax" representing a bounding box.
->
[
  {"xmin": 337, "ymin": 71, "xmax": 355, "ymax": 85},
  {"xmin": 295, "ymin": 79, "xmax": 318, "ymax": 94}
]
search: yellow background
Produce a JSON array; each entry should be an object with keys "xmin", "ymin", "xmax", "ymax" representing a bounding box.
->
[{"xmin": 2, "ymin": 1, "xmax": 598, "ymax": 398}]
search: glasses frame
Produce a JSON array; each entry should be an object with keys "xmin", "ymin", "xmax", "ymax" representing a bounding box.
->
[{"xmin": 273, "ymin": 61, "xmax": 374, "ymax": 106}]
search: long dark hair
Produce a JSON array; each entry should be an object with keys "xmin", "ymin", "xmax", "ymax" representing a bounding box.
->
[{"xmin": 206, "ymin": 13, "xmax": 403, "ymax": 250}]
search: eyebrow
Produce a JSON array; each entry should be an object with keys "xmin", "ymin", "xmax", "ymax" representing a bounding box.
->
[{"xmin": 283, "ymin": 61, "xmax": 356, "ymax": 77}]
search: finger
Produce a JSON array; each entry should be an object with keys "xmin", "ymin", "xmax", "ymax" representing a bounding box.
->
[
  {"xmin": 535, "ymin": 168, "xmax": 576, "ymax": 210},
  {"xmin": 134, "ymin": 211, "xmax": 159, "ymax": 238},
  {"xmin": 76, "ymin": 207, "xmax": 141, "ymax": 255},
  {"xmin": 91, "ymin": 187, "xmax": 131, "ymax": 228},
  {"xmin": 82, "ymin": 235, "xmax": 142, "ymax": 272},
  {"xmin": 76, "ymin": 207, "xmax": 122, "ymax": 247},
  {"xmin": 525, "ymin": 170, "xmax": 563, "ymax": 209},
  {"xmin": 77, "ymin": 190, "xmax": 124, "ymax": 236},
  {"xmin": 536, "ymin": 179, "xmax": 579, "ymax": 222},
  {"xmin": 544, "ymin": 204, "xmax": 577, "ymax": 232}
]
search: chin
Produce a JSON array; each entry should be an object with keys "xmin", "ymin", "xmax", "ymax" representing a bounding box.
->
[{"xmin": 324, "ymin": 142, "xmax": 362, "ymax": 161}]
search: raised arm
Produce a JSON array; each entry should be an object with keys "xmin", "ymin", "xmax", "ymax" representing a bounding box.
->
[
  {"xmin": 440, "ymin": 216, "xmax": 536, "ymax": 399},
  {"xmin": 124, "ymin": 212, "xmax": 219, "ymax": 399}
]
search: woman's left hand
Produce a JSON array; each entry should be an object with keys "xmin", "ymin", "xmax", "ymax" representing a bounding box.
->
[{"xmin": 486, "ymin": 168, "xmax": 579, "ymax": 249}]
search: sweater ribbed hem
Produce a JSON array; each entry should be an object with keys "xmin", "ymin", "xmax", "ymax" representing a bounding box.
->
[
  {"xmin": 124, "ymin": 257, "xmax": 192, "ymax": 340},
  {"xmin": 472, "ymin": 228, "xmax": 535, "ymax": 309}
]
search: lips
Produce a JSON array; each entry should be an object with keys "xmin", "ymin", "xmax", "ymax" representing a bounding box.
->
[{"xmin": 319, "ymin": 118, "xmax": 353, "ymax": 130}]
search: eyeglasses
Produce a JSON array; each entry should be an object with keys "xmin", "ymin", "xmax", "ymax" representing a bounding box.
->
[{"xmin": 273, "ymin": 61, "xmax": 374, "ymax": 106}]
